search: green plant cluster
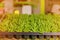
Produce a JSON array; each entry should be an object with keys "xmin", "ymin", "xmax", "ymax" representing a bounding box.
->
[{"xmin": 0, "ymin": 13, "xmax": 60, "ymax": 33}]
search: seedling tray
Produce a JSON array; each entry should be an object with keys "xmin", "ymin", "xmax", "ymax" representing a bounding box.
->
[{"xmin": 0, "ymin": 32, "xmax": 60, "ymax": 40}]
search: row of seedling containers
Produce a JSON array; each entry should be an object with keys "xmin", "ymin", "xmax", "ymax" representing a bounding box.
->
[{"xmin": 0, "ymin": 32, "xmax": 60, "ymax": 40}]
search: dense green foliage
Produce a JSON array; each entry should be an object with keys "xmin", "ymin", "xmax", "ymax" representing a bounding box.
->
[{"xmin": 0, "ymin": 13, "xmax": 60, "ymax": 33}]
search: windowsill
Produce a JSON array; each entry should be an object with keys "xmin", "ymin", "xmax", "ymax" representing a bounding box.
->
[{"xmin": 14, "ymin": 1, "xmax": 34, "ymax": 6}]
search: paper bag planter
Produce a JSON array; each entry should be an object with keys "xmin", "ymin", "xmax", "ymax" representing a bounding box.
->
[
  {"xmin": 22, "ymin": 5, "xmax": 32, "ymax": 14},
  {"xmin": 0, "ymin": 8, "xmax": 4, "ymax": 14},
  {"xmin": 51, "ymin": 4, "xmax": 60, "ymax": 14}
]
